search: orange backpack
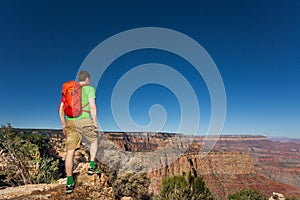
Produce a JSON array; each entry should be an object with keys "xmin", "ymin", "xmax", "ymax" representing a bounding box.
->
[{"xmin": 59, "ymin": 80, "xmax": 89, "ymax": 118}]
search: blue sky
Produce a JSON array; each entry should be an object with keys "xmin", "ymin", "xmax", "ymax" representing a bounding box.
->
[{"xmin": 0, "ymin": 0, "xmax": 299, "ymax": 138}]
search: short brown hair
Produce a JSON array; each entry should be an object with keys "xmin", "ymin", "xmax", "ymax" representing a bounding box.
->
[{"xmin": 77, "ymin": 70, "xmax": 91, "ymax": 81}]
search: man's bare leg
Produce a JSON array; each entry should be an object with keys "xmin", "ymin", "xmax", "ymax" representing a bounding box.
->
[
  {"xmin": 65, "ymin": 149, "xmax": 75, "ymax": 194},
  {"xmin": 65, "ymin": 149, "xmax": 75, "ymax": 177},
  {"xmin": 90, "ymin": 140, "xmax": 98, "ymax": 162},
  {"xmin": 87, "ymin": 140, "xmax": 100, "ymax": 174}
]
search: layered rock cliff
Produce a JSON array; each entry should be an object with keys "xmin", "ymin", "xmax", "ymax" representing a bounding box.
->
[
  {"xmin": 211, "ymin": 136, "xmax": 300, "ymax": 189},
  {"xmin": 97, "ymin": 132, "xmax": 300, "ymax": 199},
  {"xmin": 147, "ymin": 152, "xmax": 255, "ymax": 198}
]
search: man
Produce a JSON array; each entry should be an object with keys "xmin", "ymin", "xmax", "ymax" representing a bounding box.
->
[{"xmin": 59, "ymin": 70, "xmax": 100, "ymax": 194}]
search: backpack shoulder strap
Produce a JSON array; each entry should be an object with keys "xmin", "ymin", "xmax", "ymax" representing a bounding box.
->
[{"xmin": 81, "ymin": 84, "xmax": 91, "ymax": 113}]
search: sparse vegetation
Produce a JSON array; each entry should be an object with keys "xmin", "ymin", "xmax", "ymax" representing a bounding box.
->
[
  {"xmin": 112, "ymin": 172, "xmax": 151, "ymax": 200},
  {"xmin": 286, "ymin": 197, "xmax": 300, "ymax": 200},
  {"xmin": 227, "ymin": 189, "xmax": 268, "ymax": 200},
  {"xmin": 0, "ymin": 124, "xmax": 60, "ymax": 186},
  {"xmin": 153, "ymin": 172, "xmax": 214, "ymax": 200}
]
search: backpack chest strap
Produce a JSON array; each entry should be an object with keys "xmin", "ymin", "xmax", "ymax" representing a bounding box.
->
[{"xmin": 82, "ymin": 102, "xmax": 90, "ymax": 113}]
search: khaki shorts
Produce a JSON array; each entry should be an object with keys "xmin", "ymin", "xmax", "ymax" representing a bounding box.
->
[{"xmin": 65, "ymin": 118, "xmax": 98, "ymax": 151}]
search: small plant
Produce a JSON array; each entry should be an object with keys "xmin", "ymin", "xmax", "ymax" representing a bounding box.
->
[
  {"xmin": 112, "ymin": 172, "xmax": 151, "ymax": 200},
  {"xmin": 286, "ymin": 197, "xmax": 300, "ymax": 200},
  {"xmin": 227, "ymin": 189, "xmax": 268, "ymax": 200}
]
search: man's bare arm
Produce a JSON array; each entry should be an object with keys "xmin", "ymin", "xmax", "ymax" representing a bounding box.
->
[
  {"xmin": 89, "ymin": 98, "xmax": 98, "ymax": 130},
  {"xmin": 59, "ymin": 102, "xmax": 66, "ymax": 134}
]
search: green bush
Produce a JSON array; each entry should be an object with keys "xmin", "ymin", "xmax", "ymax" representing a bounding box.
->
[
  {"xmin": 153, "ymin": 172, "xmax": 214, "ymax": 200},
  {"xmin": 0, "ymin": 125, "xmax": 60, "ymax": 186},
  {"xmin": 227, "ymin": 189, "xmax": 268, "ymax": 200},
  {"xmin": 35, "ymin": 156, "xmax": 60, "ymax": 184}
]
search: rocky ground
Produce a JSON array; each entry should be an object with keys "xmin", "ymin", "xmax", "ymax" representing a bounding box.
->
[{"xmin": 0, "ymin": 163, "xmax": 116, "ymax": 200}]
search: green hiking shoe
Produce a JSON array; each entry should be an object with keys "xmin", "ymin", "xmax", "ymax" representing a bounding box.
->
[{"xmin": 87, "ymin": 166, "xmax": 101, "ymax": 175}]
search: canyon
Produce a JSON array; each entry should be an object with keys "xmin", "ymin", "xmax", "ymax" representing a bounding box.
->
[
  {"xmin": 101, "ymin": 132, "xmax": 300, "ymax": 199},
  {"xmin": 1, "ymin": 129, "xmax": 300, "ymax": 199}
]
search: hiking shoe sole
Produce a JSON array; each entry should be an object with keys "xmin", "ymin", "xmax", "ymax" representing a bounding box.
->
[
  {"xmin": 87, "ymin": 167, "xmax": 101, "ymax": 175},
  {"xmin": 66, "ymin": 184, "xmax": 75, "ymax": 194}
]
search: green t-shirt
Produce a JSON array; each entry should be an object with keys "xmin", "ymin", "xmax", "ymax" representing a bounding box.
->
[{"xmin": 66, "ymin": 85, "xmax": 96, "ymax": 120}]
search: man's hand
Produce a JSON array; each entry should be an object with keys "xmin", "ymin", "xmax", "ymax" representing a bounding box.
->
[
  {"xmin": 89, "ymin": 98, "xmax": 98, "ymax": 132},
  {"xmin": 93, "ymin": 120, "xmax": 98, "ymax": 131},
  {"xmin": 62, "ymin": 124, "xmax": 66, "ymax": 135}
]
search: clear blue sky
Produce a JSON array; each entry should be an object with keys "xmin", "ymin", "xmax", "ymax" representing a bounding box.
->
[{"xmin": 0, "ymin": 0, "xmax": 299, "ymax": 138}]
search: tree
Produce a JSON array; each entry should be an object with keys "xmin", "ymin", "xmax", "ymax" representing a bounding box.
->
[
  {"xmin": 227, "ymin": 189, "xmax": 268, "ymax": 200},
  {"xmin": 153, "ymin": 172, "xmax": 214, "ymax": 200},
  {"xmin": 0, "ymin": 125, "xmax": 38, "ymax": 185},
  {"xmin": 0, "ymin": 125, "xmax": 60, "ymax": 186}
]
